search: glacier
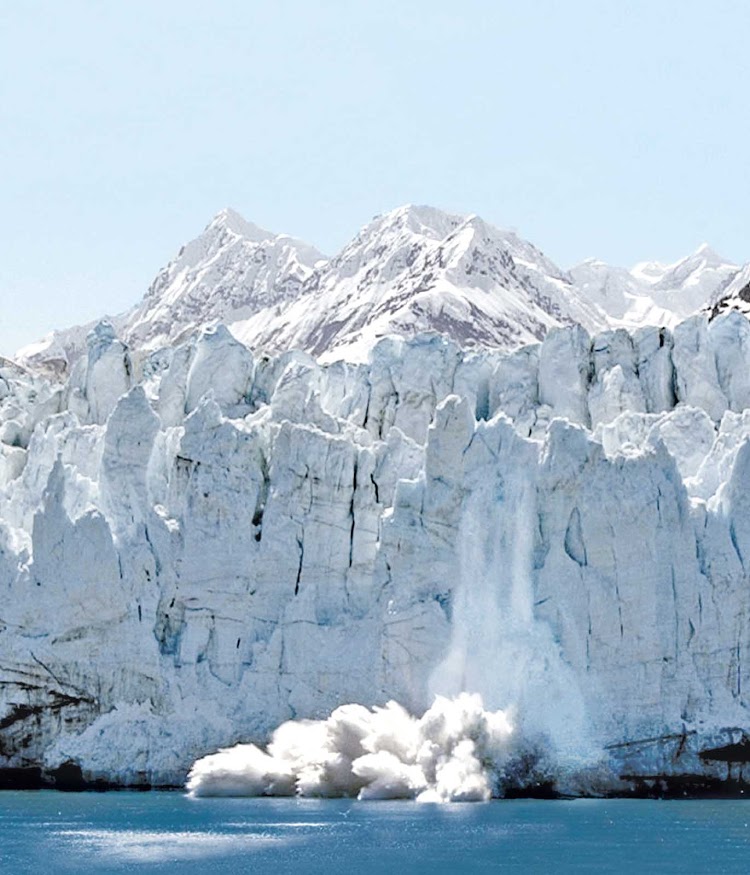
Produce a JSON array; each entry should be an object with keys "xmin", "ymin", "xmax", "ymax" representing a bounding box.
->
[{"xmin": 4, "ymin": 309, "xmax": 750, "ymax": 793}]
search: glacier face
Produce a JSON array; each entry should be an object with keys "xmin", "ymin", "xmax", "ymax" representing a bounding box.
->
[{"xmin": 4, "ymin": 312, "xmax": 750, "ymax": 789}]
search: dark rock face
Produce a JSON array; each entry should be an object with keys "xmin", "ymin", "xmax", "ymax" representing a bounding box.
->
[
  {"xmin": 709, "ymin": 281, "xmax": 750, "ymax": 320},
  {"xmin": 0, "ymin": 683, "xmax": 101, "ymax": 782},
  {"xmin": 0, "ymin": 761, "xmax": 152, "ymax": 791},
  {"xmin": 0, "ymin": 767, "xmax": 43, "ymax": 790}
]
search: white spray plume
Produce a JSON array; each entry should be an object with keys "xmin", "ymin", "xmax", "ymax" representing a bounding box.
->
[
  {"xmin": 429, "ymin": 447, "xmax": 595, "ymax": 766},
  {"xmin": 186, "ymin": 693, "xmax": 513, "ymax": 802}
]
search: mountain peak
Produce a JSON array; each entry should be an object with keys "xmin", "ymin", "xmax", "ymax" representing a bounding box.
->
[
  {"xmin": 207, "ymin": 208, "xmax": 275, "ymax": 243},
  {"xmin": 631, "ymin": 243, "xmax": 736, "ymax": 289},
  {"xmin": 366, "ymin": 204, "xmax": 465, "ymax": 241},
  {"xmin": 657, "ymin": 243, "xmax": 737, "ymax": 286},
  {"xmin": 690, "ymin": 242, "xmax": 727, "ymax": 265}
]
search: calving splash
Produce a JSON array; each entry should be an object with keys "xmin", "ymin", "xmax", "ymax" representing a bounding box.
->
[
  {"xmin": 430, "ymin": 438, "xmax": 593, "ymax": 764},
  {"xmin": 187, "ymin": 422, "xmax": 601, "ymax": 801},
  {"xmin": 187, "ymin": 693, "xmax": 513, "ymax": 801}
]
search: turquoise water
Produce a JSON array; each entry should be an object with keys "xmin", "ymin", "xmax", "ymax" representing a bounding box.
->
[{"xmin": 2, "ymin": 792, "xmax": 750, "ymax": 873}]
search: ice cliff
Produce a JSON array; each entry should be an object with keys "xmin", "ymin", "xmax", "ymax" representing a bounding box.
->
[{"xmin": 4, "ymin": 312, "xmax": 750, "ymax": 791}]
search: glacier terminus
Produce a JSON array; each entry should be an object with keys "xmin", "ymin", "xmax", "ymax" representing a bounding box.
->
[{"xmin": 3, "ymin": 205, "xmax": 750, "ymax": 796}]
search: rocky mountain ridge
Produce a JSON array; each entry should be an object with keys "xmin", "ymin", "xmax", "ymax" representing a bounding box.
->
[{"xmin": 17, "ymin": 205, "xmax": 747, "ymax": 373}]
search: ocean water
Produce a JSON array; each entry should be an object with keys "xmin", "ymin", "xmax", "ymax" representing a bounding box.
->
[{"xmin": 2, "ymin": 792, "xmax": 750, "ymax": 874}]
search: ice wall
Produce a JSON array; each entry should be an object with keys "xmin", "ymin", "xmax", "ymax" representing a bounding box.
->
[{"xmin": 3, "ymin": 313, "xmax": 750, "ymax": 789}]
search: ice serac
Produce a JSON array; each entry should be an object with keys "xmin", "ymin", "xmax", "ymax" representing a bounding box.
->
[
  {"xmin": 6, "ymin": 312, "xmax": 750, "ymax": 792},
  {"xmin": 67, "ymin": 321, "xmax": 133, "ymax": 426}
]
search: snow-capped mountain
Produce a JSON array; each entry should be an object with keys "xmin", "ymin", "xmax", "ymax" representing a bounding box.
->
[
  {"xmin": 5, "ymin": 203, "xmax": 750, "ymax": 794},
  {"xmin": 227, "ymin": 204, "xmax": 608, "ymax": 362},
  {"xmin": 16, "ymin": 204, "xmax": 747, "ymax": 374},
  {"xmin": 16, "ymin": 208, "xmax": 326, "ymax": 374},
  {"xmin": 16, "ymin": 205, "xmax": 612, "ymax": 371},
  {"xmin": 570, "ymin": 243, "xmax": 741, "ymax": 330},
  {"xmin": 125, "ymin": 208, "xmax": 325, "ymax": 350}
]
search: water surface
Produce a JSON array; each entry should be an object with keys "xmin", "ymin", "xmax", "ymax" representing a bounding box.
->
[{"xmin": 2, "ymin": 792, "xmax": 750, "ymax": 873}]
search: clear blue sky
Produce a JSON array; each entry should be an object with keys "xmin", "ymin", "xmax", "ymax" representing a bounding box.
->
[{"xmin": 1, "ymin": 0, "xmax": 748, "ymax": 355}]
